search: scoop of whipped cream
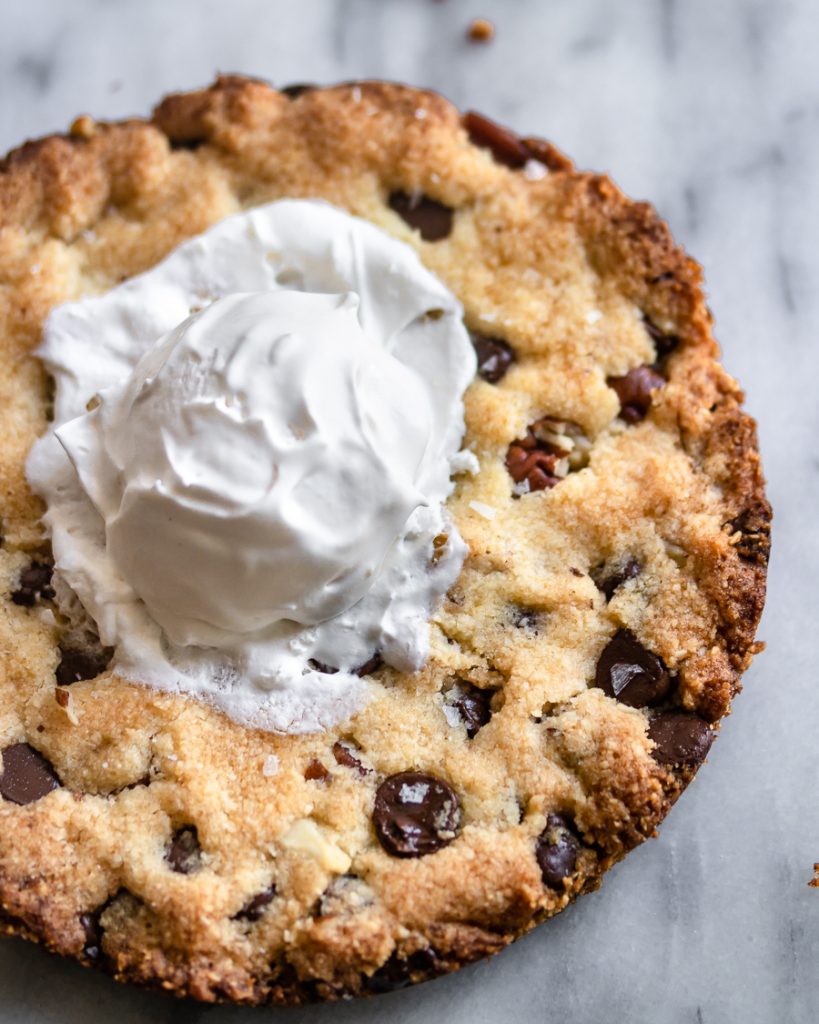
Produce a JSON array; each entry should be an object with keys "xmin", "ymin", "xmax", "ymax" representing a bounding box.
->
[{"xmin": 28, "ymin": 200, "xmax": 476, "ymax": 733}]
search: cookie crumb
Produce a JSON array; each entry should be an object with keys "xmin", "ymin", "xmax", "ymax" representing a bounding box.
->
[{"xmin": 467, "ymin": 18, "xmax": 494, "ymax": 42}]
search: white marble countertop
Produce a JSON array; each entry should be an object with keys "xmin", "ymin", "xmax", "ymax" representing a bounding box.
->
[{"xmin": 1, "ymin": 1, "xmax": 817, "ymax": 1021}]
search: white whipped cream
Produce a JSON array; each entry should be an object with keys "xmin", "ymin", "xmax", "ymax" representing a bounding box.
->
[{"xmin": 28, "ymin": 200, "xmax": 476, "ymax": 733}]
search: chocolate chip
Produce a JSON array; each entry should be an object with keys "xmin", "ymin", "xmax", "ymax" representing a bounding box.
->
[
  {"xmin": 462, "ymin": 111, "xmax": 572, "ymax": 173},
  {"xmin": 280, "ymin": 83, "xmax": 316, "ymax": 99},
  {"xmin": 332, "ymin": 740, "xmax": 371, "ymax": 776},
  {"xmin": 233, "ymin": 885, "xmax": 276, "ymax": 922},
  {"xmin": 365, "ymin": 948, "xmax": 439, "ymax": 993},
  {"xmin": 11, "ymin": 562, "xmax": 55, "ymax": 606},
  {"xmin": 644, "ymin": 316, "xmax": 679, "ymax": 360},
  {"xmin": 166, "ymin": 826, "xmax": 202, "ymax": 874},
  {"xmin": 463, "ymin": 111, "xmax": 529, "ymax": 168},
  {"xmin": 648, "ymin": 712, "xmax": 714, "ymax": 767},
  {"xmin": 445, "ymin": 682, "xmax": 493, "ymax": 738},
  {"xmin": 607, "ymin": 365, "xmax": 666, "ymax": 423},
  {"xmin": 471, "ymin": 332, "xmax": 515, "ymax": 383},
  {"xmin": 595, "ymin": 630, "xmax": 672, "ymax": 708},
  {"xmin": 79, "ymin": 910, "xmax": 103, "ymax": 961},
  {"xmin": 388, "ymin": 191, "xmax": 454, "ymax": 241},
  {"xmin": 506, "ymin": 417, "xmax": 589, "ymax": 493},
  {"xmin": 354, "ymin": 653, "xmax": 383, "ymax": 677},
  {"xmin": 304, "ymin": 759, "xmax": 330, "ymax": 782},
  {"xmin": 536, "ymin": 813, "xmax": 581, "ymax": 889},
  {"xmin": 55, "ymin": 641, "xmax": 113, "ymax": 685},
  {"xmin": 308, "ymin": 658, "xmax": 338, "ymax": 675},
  {"xmin": 0, "ymin": 743, "xmax": 61, "ymax": 804},
  {"xmin": 592, "ymin": 558, "xmax": 641, "ymax": 601},
  {"xmin": 520, "ymin": 136, "xmax": 573, "ymax": 173},
  {"xmin": 309, "ymin": 653, "xmax": 382, "ymax": 677},
  {"xmin": 727, "ymin": 508, "xmax": 772, "ymax": 566},
  {"xmin": 373, "ymin": 772, "xmax": 461, "ymax": 858}
]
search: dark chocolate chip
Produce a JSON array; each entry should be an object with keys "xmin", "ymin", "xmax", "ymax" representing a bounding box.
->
[
  {"xmin": 463, "ymin": 110, "xmax": 529, "ymax": 168},
  {"xmin": 388, "ymin": 191, "xmax": 454, "ymax": 241},
  {"xmin": 365, "ymin": 948, "xmax": 439, "ymax": 993},
  {"xmin": 726, "ymin": 508, "xmax": 772, "ymax": 566},
  {"xmin": 592, "ymin": 558, "xmax": 641, "ymax": 601},
  {"xmin": 280, "ymin": 83, "xmax": 316, "ymax": 99},
  {"xmin": 520, "ymin": 136, "xmax": 574, "ymax": 173},
  {"xmin": 644, "ymin": 316, "xmax": 680, "ymax": 360},
  {"xmin": 308, "ymin": 658, "xmax": 338, "ymax": 675},
  {"xmin": 354, "ymin": 653, "xmax": 383, "ymax": 677},
  {"xmin": 55, "ymin": 641, "xmax": 113, "ymax": 685},
  {"xmin": 79, "ymin": 910, "xmax": 103, "ymax": 961},
  {"xmin": 233, "ymin": 885, "xmax": 277, "ymax": 922},
  {"xmin": 304, "ymin": 759, "xmax": 330, "ymax": 782},
  {"xmin": 506, "ymin": 417, "xmax": 583, "ymax": 493},
  {"xmin": 309, "ymin": 653, "xmax": 382, "ymax": 677},
  {"xmin": 11, "ymin": 562, "xmax": 55, "ymax": 607},
  {"xmin": 648, "ymin": 712, "xmax": 714, "ymax": 767},
  {"xmin": 166, "ymin": 826, "xmax": 202, "ymax": 874},
  {"xmin": 536, "ymin": 813, "xmax": 581, "ymax": 889},
  {"xmin": 471, "ymin": 332, "xmax": 515, "ymax": 383},
  {"xmin": 373, "ymin": 772, "xmax": 461, "ymax": 858},
  {"xmin": 0, "ymin": 743, "xmax": 61, "ymax": 804},
  {"xmin": 607, "ymin": 365, "xmax": 666, "ymax": 423},
  {"xmin": 445, "ymin": 682, "xmax": 493, "ymax": 738},
  {"xmin": 332, "ymin": 740, "xmax": 371, "ymax": 776},
  {"xmin": 595, "ymin": 630, "xmax": 672, "ymax": 708}
]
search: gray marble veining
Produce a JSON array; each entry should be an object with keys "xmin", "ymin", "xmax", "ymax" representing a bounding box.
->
[{"xmin": 1, "ymin": 1, "xmax": 818, "ymax": 1021}]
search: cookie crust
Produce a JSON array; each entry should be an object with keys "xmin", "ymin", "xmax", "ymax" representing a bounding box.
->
[{"xmin": 0, "ymin": 77, "xmax": 770, "ymax": 1004}]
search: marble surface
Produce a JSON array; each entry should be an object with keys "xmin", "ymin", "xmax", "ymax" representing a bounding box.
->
[{"xmin": 1, "ymin": 0, "xmax": 818, "ymax": 1021}]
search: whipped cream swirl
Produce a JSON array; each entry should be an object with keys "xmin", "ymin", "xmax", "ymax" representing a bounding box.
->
[{"xmin": 28, "ymin": 200, "xmax": 476, "ymax": 732}]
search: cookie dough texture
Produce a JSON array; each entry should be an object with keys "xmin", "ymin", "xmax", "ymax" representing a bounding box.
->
[{"xmin": 0, "ymin": 77, "xmax": 770, "ymax": 1004}]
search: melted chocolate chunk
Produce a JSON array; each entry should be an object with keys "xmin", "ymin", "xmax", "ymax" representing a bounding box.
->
[
  {"xmin": 536, "ymin": 813, "xmax": 581, "ymax": 889},
  {"xmin": 332, "ymin": 740, "xmax": 371, "ymax": 776},
  {"xmin": 463, "ymin": 110, "xmax": 529, "ymax": 168},
  {"xmin": 471, "ymin": 332, "xmax": 515, "ymax": 383},
  {"xmin": 607, "ymin": 365, "xmax": 666, "ymax": 423},
  {"xmin": 0, "ymin": 742, "xmax": 61, "ymax": 805},
  {"xmin": 304, "ymin": 759, "xmax": 330, "ymax": 782},
  {"xmin": 11, "ymin": 562, "xmax": 55, "ymax": 607},
  {"xmin": 506, "ymin": 417, "xmax": 584, "ymax": 493},
  {"xmin": 592, "ymin": 558, "xmax": 641, "ymax": 601},
  {"xmin": 644, "ymin": 316, "xmax": 680, "ymax": 360},
  {"xmin": 388, "ymin": 191, "xmax": 454, "ymax": 241},
  {"xmin": 445, "ymin": 682, "xmax": 493, "ymax": 738},
  {"xmin": 373, "ymin": 772, "xmax": 461, "ymax": 858},
  {"xmin": 55, "ymin": 641, "xmax": 113, "ymax": 685},
  {"xmin": 233, "ymin": 885, "xmax": 277, "ymax": 922},
  {"xmin": 648, "ymin": 712, "xmax": 714, "ymax": 767},
  {"xmin": 166, "ymin": 827, "xmax": 202, "ymax": 874},
  {"xmin": 365, "ymin": 948, "xmax": 439, "ymax": 993},
  {"xmin": 595, "ymin": 630, "xmax": 672, "ymax": 708}
]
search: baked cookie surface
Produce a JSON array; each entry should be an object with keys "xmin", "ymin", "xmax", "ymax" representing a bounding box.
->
[{"xmin": 0, "ymin": 77, "xmax": 770, "ymax": 1003}]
